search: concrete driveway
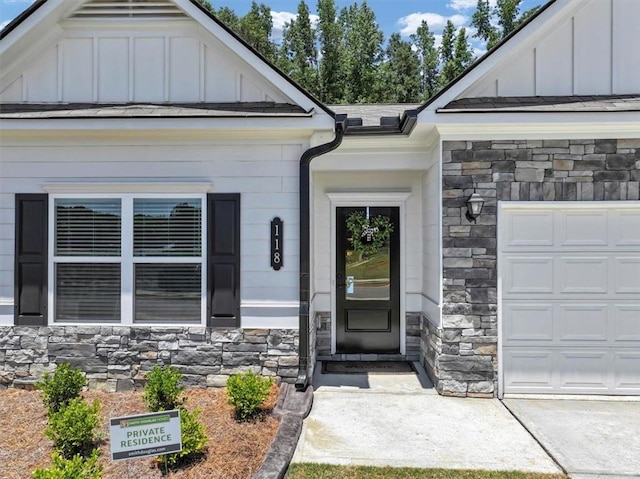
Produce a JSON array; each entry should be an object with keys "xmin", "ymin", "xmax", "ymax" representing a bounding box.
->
[{"xmin": 503, "ymin": 398, "xmax": 640, "ymax": 478}]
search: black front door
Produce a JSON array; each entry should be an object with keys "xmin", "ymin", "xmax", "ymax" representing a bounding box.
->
[{"xmin": 336, "ymin": 206, "xmax": 400, "ymax": 354}]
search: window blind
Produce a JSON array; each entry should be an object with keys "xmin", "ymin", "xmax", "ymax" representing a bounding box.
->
[
  {"xmin": 134, "ymin": 263, "xmax": 201, "ymax": 322},
  {"xmin": 55, "ymin": 199, "xmax": 121, "ymax": 256},
  {"xmin": 55, "ymin": 263, "xmax": 121, "ymax": 321},
  {"xmin": 134, "ymin": 199, "xmax": 201, "ymax": 257}
]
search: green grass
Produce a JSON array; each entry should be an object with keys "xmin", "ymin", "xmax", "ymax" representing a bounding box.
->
[
  {"xmin": 286, "ymin": 464, "xmax": 567, "ymax": 479},
  {"xmin": 346, "ymin": 251, "xmax": 390, "ymax": 280}
]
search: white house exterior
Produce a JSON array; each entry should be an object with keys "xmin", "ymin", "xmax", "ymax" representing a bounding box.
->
[{"xmin": 0, "ymin": 0, "xmax": 638, "ymax": 397}]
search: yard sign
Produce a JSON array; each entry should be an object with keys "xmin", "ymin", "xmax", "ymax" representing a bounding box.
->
[{"xmin": 109, "ymin": 410, "xmax": 182, "ymax": 461}]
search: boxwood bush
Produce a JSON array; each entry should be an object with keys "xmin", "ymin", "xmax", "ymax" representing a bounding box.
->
[{"xmin": 226, "ymin": 370, "xmax": 274, "ymax": 421}]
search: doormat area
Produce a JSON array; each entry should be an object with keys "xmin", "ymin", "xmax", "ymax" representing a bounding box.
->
[{"xmin": 322, "ymin": 361, "xmax": 415, "ymax": 375}]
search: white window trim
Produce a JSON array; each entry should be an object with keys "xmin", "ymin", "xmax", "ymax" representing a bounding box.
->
[{"xmin": 48, "ymin": 193, "xmax": 207, "ymax": 326}]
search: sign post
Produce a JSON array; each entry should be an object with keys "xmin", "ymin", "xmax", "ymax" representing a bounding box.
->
[{"xmin": 109, "ymin": 410, "xmax": 182, "ymax": 462}]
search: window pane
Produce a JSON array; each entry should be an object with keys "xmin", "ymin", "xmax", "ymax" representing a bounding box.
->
[
  {"xmin": 135, "ymin": 264, "xmax": 201, "ymax": 322},
  {"xmin": 134, "ymin": 199, "xmax": 202, "ymax": 257},
  {"xmin": 55, "ymin": 263, "xmax": 121, "ymax": 322},
  {"xmin": 55, "ymin": 199, "xmax": 121, "ymax": 256}
]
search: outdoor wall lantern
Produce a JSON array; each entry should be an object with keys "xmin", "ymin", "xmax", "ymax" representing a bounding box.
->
[{"xmin": 465, "ymin": 192, "xmax": 484, "ymax": 223}]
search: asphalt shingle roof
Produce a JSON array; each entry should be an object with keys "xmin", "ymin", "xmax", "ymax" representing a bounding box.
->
[
  {"xmin": 329, "ymin": 104, "xmax": 419, "ymax": 126},
  {"xmin": 0, "ymin": 102, "xmax": 311, "ymax": 119},
  {"xmin": 439, "ymin": 95, "xmax": 640, "ymax": 112}
]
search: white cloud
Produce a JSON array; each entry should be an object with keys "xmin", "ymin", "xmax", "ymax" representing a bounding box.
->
[
  {"xmin": 270, "ymin": 10, "xmax": 319, "ymax": 40},
  {"xmin": 448, "ymin": 0, "xmax": 497, "ymax": 11},
  {"xmin": 397, "ymin": 12, "xmax": 468, "ymax": 37}
]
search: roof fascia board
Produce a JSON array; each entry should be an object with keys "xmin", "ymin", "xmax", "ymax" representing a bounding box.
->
[
  {"xmin": 0, "ymin": 114, "xmax": 335, "ymax": 132},
  {"xmin": 416, "ymin": 0, "xmax": 582, "ymax": 118},
  {"xmin": 177, "ymin": 0, "xmax": 334, "ymax": 118}
]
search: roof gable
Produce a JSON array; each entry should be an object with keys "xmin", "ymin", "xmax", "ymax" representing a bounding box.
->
[
  {"xmin": 0, "ymin": 0, "xmax": 333, "ymax": 117},
  {"xmin": 419, "ymin": 0, "xmax": 640, "ymax": 117}
]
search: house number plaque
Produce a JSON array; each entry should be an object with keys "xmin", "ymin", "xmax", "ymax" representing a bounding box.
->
[{"xmin": 271, "ymin": 217, "xmax": 283, "ymax": 270}]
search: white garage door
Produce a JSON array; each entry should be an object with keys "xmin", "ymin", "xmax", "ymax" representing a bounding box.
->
[{"xmin": 500, "ymin": 203, "xmax": 640, "ymax": 395}]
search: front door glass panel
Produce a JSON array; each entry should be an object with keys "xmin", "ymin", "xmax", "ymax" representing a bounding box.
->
[{"xmin": 345, "ymin": 207, "xmax": 391, "ymax": 301}]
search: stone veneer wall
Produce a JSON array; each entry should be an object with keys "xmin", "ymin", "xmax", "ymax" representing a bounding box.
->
[
  {"xmin": 316, "ymin": 312, "xmax": 421, "ymax": 361},
  {"xmin": 0, "ymin": 326, "xmax": 299, "ymax": 391},
  {"xmin": 427, "ymin": 138, "xmax": 640, "ymax": 397}
]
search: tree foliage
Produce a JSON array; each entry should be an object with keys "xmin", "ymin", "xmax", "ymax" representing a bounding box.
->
[
  {"xmin": 472, "ymin": 0, "xmax": 541, "ymax": 50},
  {"xmin": 204, "ymin": 0, "xmax": 541, "ymax": 104},
  {"xmin": 317, "ymin": 0, "xmax": 345, "ymax": 103},
  {"xmin": 341, "ymin": 1, "xmax": 384, "ymax": 103},
  {"xmin": 411, "ymin": 20, "xmax": 440, "ymax": 101}
]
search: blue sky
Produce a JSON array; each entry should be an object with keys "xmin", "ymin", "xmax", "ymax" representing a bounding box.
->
[{"xmin": 0, "ymin": 0, "xmax": 544, "ymax": 55}]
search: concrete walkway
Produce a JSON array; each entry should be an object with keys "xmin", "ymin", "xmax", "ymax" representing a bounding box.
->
[
  {"xmin": 292, "ymin": 362, "xmax": 561, "ymax": 473},
  {"xmin": 504, "ymin": 398, "xmax": 640, "ymax": 478}
]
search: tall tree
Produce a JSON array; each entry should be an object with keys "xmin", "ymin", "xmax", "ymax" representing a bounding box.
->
[
  {"xmin": 379, "ymin": 33, "xmax": 420, "ymax": 103},
  {"xmin": 441, "ymin": 27, "xmax": 473, "ymax": 85},
  {"xmin": 317, "ymin": 0, "xmax": 345, "ymax": 103},
  {"xmin": 239, "ymin": 1, "xmax": 276, "ymax": 61},
  {"xmin": 340, "ymin": 1, "xmax": 384, "ymax": 103},
  {"xmin": 411, "ymin": 20, "xmax": 440, "ymax": 100},
  {"xmin": 440, "ymin": 20, "xmax": 456, "ymax": 65},
  {"xmin": 279, "ymin": 1, "xmax": 319, "ymax": 95},
  {"xmin": 471, "ymin": 0, "xmax": 499, "ymax": 49},
  {"xmin": 496, "ymin": 0, "xmax": 520, "ymax": 37},
  {"xmin": 215, "ymin": 6, "xmax": 241, "ymax": 33}
]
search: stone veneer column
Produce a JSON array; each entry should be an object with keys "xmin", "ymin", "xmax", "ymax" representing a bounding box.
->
[{"xmin": 429, "ymin": 138, "xmax": 640, "ymax": 397}]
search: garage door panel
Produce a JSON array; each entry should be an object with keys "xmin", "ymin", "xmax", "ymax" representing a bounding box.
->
[
  {"xmin": 501, "ymin": 203, "xmax": 640, "ymax": 396},
  {"xmin": 558, "ymin": 304, "xmax": 608, "ymax": 341},
  {"xmin": 503, "ymin": 349, "xmax": 554, "ymax": 391},
  {"xmin": 613, "ymin": 210, "xmax": 640, "ymax": 247},
  {"xmin": 613, "ymin": 352, "xmax": 640, "ymax": 391},
  {"xmin": 613, "ymin": 304, "xmax": 640, "ymax": 341},
  {"xmin": 613, "ymin": 257, "xmax": 640, "ymax": 294},
  {"xmin": 558, "ymin": 257, "xmax": 608, "ymax": 294},
  {"xmin": 503, "ymin": 257, "xmax": 554, "ymax": 294},
  {"xmin": 558, "ymin": 210, "xmax": 608, "ymax": 247},
  {"xmin": 558, "ymin": 351, "xmax": 609, "ymax": 391},
  {"xmin": 504, "ymin": 211, "xmax": 554, "ymax": 248},
  {"xmin": 503, "ymin": 303, "xmax": 554, "ymax": 341}
]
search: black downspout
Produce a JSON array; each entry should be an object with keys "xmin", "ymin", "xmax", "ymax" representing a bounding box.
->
[{"xmin": 296, "ymin": 114, "xmax": 346, "ymax": 391}]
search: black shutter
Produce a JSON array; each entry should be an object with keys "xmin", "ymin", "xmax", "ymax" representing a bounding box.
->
[
  {"xmin": 207, "ymin": 193, "xmax": 240, "ymax": 327},
  {"xmin": 14, "ymin": 194, "xmax": 48, "ymax": 326}
]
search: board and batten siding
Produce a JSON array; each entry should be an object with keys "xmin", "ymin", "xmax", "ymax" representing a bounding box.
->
[
  {"xmin": 0, "ymin": 141, "xmax": 304, "ymax": 327},
  {"xmin": 461, "ymin": 0, "xmax": 640, "ymax": 98},
  {"xmin": 0, "ymin": 27, "xmax": 291, "ymax": 104}
]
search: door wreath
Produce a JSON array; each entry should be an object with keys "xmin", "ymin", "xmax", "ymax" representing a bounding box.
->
[{"xmin": 345, "ymin": 211, "xmax": 394, "ymax": 259}]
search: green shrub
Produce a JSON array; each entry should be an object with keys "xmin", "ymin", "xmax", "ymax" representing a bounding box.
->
[
  {"xmin": 45, "ymin": 398, "xmax": 101, "ymax": 459},
  {"xmin": 143, "ymin": 365, "xmax": 185, "ymax": 412},
  {"xmin": 158, "ymin": 408, "xmax": 208, "ymax": 468},
  {"xmin": 32, "ymin": 450, "xmax": 102, "ymax": 479},
  {"xmin": 226, "ymin": 370, "xmax": 274, "ymax": 420},
  {"xmin": 36, "ymin": 363, "xmax": 86, "ymax": 413}
]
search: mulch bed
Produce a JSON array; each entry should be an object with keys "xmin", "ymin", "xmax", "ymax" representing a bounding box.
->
[{"xmin": 0, "ymin": 385, "xmax": 279, "ymax": 479}]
